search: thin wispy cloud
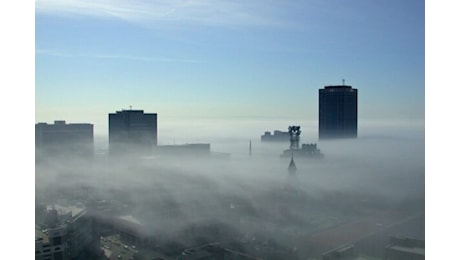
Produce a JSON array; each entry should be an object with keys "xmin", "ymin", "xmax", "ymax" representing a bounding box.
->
[
  {"xmin": 35, "ymin": 0, "xmax": 295, "ymax": 28},
  {"xmin": 36, "ymin": 49, "xmax": 205, "ymax": 64}
]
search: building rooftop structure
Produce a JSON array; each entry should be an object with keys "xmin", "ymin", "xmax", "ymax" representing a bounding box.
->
[
  {"xmin": 53, "ymin": 203, "xmax": 86, "ymax": 219},
  {"xmin": 35, "ymin": 228, "xmax": 50, "ymax": 244},
  {"xmin": 280, "ymin": 126, "xmax": 324, "ymax": 158}
]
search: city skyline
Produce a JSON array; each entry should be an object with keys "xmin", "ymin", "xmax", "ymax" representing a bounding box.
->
[
  {"xmin": 35, "ymin": 0, "xmax": 424, "ymax": 134},
  {"xmin": 4, "ymin": 0, "xmax": 460, "ymax": 258}
]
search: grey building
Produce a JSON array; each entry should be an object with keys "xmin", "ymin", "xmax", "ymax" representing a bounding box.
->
[
  {"xmin": 319, "ymin": 85, "xmax": 358, "ymax": 139},
  {"xmin": 35, "ymin": 204, "xmax": 99, "ymax": 260},
  {"xmin": 108, "ymin": 109, "xmax": 157, "ymax": 155},
  {"xmin": 261, "ymin": 130, "xmax": 290, "ymax": 142},
  {"xmin": 35, "ymin": 120, "xmax": 94, "ymax": 157}
]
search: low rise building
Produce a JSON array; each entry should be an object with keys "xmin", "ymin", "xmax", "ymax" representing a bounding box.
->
[
  {"xmin": 35, "ymin": 226, "xmax": 67, "ymax": 260},
  {"xmin": 35, "ymin": 203, "xmax": 101, "ymax": 260}
]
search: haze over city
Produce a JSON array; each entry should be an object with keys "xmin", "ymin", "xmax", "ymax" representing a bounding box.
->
[{"xmin": 1, "ymin": 0, "xmax": 437, "ymax": 259}]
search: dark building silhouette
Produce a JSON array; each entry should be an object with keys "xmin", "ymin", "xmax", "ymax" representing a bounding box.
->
[
  {"xmin": 280, "ymin": 125, "xmax": 324, "ymax": 158},
  {"xmin": 319, "ymin": 85, "xmax": 358, "ymax": 139},
  {"xmin": 261, "ymin": 130, "xmax": 290, "ymax": 142},
  {"xmin": 109, "ymin": 109, "xmax": 157, "ymax": 155},
  {"xmin": 35, "ymin": 120, "xmax": 94, "ymax": 157}
]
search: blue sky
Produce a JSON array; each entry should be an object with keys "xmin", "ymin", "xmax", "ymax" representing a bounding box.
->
[{"xmin": 35, "ymin": 0, "xmax": 424, "ymax": 135}]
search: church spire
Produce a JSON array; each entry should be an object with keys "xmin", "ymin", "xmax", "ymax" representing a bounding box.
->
[{"xmin": 288, "ymin": 153, "xmax": 297, "ymax": 175}]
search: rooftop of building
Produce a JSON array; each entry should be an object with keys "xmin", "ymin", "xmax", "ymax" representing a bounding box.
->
[
  {"xmin": 36, "ymin": 120, "xmax": 93, "ymax": 126},
  {"xmin": 324, "ymin": 85, "xmax": 353, "ymax": 89},
  {"xmin": 52, "ymin": 203, "xmax": 86, "ymax": 219},
  {"xmin": 117, "ymin": 215, "xmax": 143, "ymax": 226},
  {"xmin": 120, "ymin": 109, "xmax": 144, "ymax": 113},
  {"xmin": 35, "ymin": 228, "xmax": 50, "ymax": 244},
  {"xmin": 262, "ymin": 130, "xmax": 290, "ymax": 135},
  {"xmin": 321, "ymin": 85, "xmax": 357, "ymax": 92}
]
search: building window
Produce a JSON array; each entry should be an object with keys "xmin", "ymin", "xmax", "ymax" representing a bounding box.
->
[
  {"xmin": 52, "ymin": 236, "xmax": 62, "ymax": 245},
  {"xmin": 53, "ymin": 252, "xmax": 63, "ymax": 260}
]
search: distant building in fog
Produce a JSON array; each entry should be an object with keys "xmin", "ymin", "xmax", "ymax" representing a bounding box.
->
[
  {"xmin": 35, "ymin": 120, "xmax": 93, "ymax": 157},
  {"xmin": 319, "ymin": 84, "xmax": 358, "ymax": 139},
  {"xmin": 261, "ymin": 130, "xmax": 290, "ymax": 142},
  {"xmin": 109, "ymin": 109, "xmax": 158, "ymax": 155}
]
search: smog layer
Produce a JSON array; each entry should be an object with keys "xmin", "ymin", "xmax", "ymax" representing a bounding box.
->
[{"xmin": 35, "ymin": 122, "xmax": 424, "ymax": 259}]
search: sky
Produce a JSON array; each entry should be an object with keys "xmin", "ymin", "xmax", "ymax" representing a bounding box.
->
[{"xmin": 34, "ymin": 0, "xmax": 425, "ymax": 137}]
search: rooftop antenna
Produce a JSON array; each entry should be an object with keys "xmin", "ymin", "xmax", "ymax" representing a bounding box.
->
[
  {"xmin": 342, "ymin": 79, "xmax": 345, "ymax": 86},
  {"xmin": 129, "ymin": 105, "xmax": 132, "ymax": 110},
  {"xmin": 249, "ymin": 140, "xmax": 252, "ymax": 156}
]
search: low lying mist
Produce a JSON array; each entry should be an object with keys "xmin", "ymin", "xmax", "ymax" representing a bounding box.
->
[{"xmin": 36, "ymin": 119, "xmax": 424, "ymax": 259}]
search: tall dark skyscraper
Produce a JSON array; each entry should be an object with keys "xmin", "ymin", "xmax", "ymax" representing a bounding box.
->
[
  {"xmin": 318, "ymin": 85, "xmax": 358, "ymax": 139},
  {"xmin": 109, "ymin": 109, "xmax": 158, "ymax": 155}
]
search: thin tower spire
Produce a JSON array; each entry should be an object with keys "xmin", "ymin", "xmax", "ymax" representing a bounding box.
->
[{"xmin": 288, "ymin": 152, "xmax": 297, "ymax": 175}]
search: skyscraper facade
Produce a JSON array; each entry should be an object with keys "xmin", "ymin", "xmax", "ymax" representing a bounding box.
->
[
  {"xmin": 318, "ymin": 85, "xmax": 358, "ymax": 139},
  {"xmin": 108, "ymin": 109, "xmax": 158, "ymax": 155}
]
